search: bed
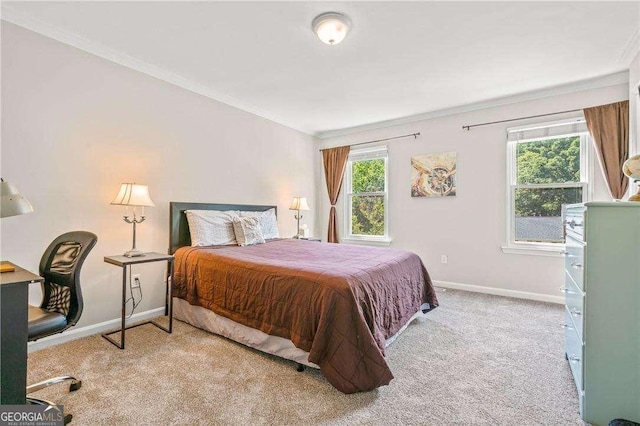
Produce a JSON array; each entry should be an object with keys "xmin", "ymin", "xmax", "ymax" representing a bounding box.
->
[{"xmin": 169, "ymin": 202, "xmax": 439, "ymax": 393}]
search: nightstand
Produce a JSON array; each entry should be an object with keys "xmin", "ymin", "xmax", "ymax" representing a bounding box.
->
[
  {"xmin": 102, "ymin": 252, "xmax": 174, "ymax": 349},
  {"xmin": 300, "ymin": 237, "xmax": 321, "ymax": 242}
]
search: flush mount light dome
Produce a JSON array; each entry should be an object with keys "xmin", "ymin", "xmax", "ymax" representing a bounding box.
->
[{"xmin": 312, "ymin": 12, "xmax": 351, "ymax": 45}]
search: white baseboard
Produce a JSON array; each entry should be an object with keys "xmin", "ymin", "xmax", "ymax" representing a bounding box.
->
[
  {"xmin": 433, "ymin": 280, "xmax": 564, "ymax": 304},
  {"xmin": 28, "ymin": 283, "xmax": 562, "ymax": 352},
  {"xmin": 28, "ymin": 307, "xmax": 165, "ymax": 353}
]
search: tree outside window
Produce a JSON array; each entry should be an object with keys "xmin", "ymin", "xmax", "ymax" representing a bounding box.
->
[
  {"xmin": 345, "ymin": 148, "xmax": 388, "ymax": 240},
  {"xmin": 509, "ymin": 131, "xmax": 589, "ymax": 246}
]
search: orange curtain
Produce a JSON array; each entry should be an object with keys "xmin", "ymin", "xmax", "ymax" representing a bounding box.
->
[
  {"xmin": 322, "ymin": 146, "xmax": 351, "ymax": 243},
  {"xmin": 584, "ymin": 100, "xmax": 629, "ymax": 200}
]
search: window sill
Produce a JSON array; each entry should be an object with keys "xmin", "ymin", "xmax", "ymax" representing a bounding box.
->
[
  {"xmin": 341, "ymin": 237, "xmax": 392, "ymax": 247},
  {"xmin": 501, "ymin": 244, "xmax": 565, "ymax": 257}
]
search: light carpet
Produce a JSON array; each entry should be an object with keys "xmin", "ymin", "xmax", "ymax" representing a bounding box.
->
[{"xmin": 26, "ymin": 289, "xmax": 582, "ymax": 425}]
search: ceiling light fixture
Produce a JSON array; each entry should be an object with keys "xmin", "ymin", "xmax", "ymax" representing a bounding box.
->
[{"xmin": 312, "ymin": 12, "xmax": 351, "ymax": 46}]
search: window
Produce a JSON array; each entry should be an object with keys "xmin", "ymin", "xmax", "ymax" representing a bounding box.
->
[
  {"xmin": 504, "ymin": 119, "xmax": 590, "ymax": 254},
  {"xmin": 344, "ymin": 146, "xmax": 389, "ymax": 243}
]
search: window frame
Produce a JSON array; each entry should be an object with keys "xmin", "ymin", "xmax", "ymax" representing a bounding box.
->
[
  {"xmin": 343, "ymin": 146, "xmax": 390, "ymax": 244},
  {"xmin": 503, "ymin": 120, "xmax": 592, "ymax": 256}
]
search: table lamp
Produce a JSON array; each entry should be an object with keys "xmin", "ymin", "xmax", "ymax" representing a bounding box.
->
[
  {"xmin": 111, "ymin": 183, "xmax": 155, "ymax": 257},
  {"xmin": 1, "ymin": 178, "xmax": 34, "ymax": 272},
  {"xmin": 289, "ymin": 196, "xmax": 310, "ymax": 239},
  {"xmin": 622, "ymin": 154, "xmax": 640, "ymax": 201}
]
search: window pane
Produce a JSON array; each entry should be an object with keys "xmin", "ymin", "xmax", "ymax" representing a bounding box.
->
[
  {"xmin": 516, "ymin": 136, "xmax": 581, "ymax": 184},
  {"xmin": 352, "ymin": 159, "xmax": 385, "ymax": 193},
  {"xmin": 351, "ymin": 195, "xmax": 384, "ymax": 236},
  {"xmin": 514, "ymin": 187, "xmax": 582, "ymax": 242}
]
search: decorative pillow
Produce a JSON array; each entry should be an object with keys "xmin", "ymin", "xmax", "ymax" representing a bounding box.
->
[
  {"xmin": 232, "ymin": 217, "xmax": 265, "ymax": 246},
  {"xmin": 240, "ymin": 208, "xmax": 279, "ymax": 239},
  {"xmin": 185, "ymin": 210, "xmax": 240, "ymax": 246}
]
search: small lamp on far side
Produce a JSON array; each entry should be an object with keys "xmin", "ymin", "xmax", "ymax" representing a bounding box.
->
[
  {"xmin": 1, "ymin": 178, "xmax": 34, "ymax": 219},
  {"xmin": 111, "ymin": 183, "xmax": 155, "ymax": 257},
  {"xmin": 289, "ymin": 196, "xmax": 310, "ymax": 239},
  {"xmin": 623, "ymin": 154, "xmax": 640, "ymax": 201},
  {"xmin": 0, "ymin": 178, "xmax": 34, "ymax": 272}
]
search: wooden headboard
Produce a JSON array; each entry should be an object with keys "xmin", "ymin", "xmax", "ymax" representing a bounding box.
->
[{"xmin": 169, "ymin": 202, "xmax": 277, "ymax": 254}]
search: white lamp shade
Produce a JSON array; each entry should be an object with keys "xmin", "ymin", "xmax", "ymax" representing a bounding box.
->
[
  {"xmin": 111, "ymin": 183, "xmax": 155, "ymax": 207},
  {"xmin": 289, "ymin": 196, "xmax": 310, "ymax": 211},
  {"xmin": 312, "ymin": 12, "xmax": 351, "ymax": 45},
  {"xmin": 622, "ymin": 154, "xmax": 640, "ymax": 180},
  {"xmin": 0, "ymin": 179, "xmax": 34, "ymax": 218}
]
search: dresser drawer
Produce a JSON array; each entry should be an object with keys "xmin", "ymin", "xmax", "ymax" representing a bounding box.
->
[
  {"xmin": 565, "ymin": 236, "xmax": 584, "ymax": 291},
  {"xmin": 565, "ymin": 207, "xmax": 585, "ymax": 241},
  {"xmin": 564, "ymin": 308, "xmax": 584, "ymax": 393},
  {"xmin": 563, "ymin": 271, "xmax": 584, "ymax": 341}
]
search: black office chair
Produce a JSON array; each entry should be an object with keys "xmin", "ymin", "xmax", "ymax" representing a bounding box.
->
[{"xmin": 27, "ymin": 231, "xmax": 97, "ymax": 424}]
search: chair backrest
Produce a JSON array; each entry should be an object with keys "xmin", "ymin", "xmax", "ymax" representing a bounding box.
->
[{"xmin": 38, "ymin": 231, "xmax": 97, "ymax": 328}]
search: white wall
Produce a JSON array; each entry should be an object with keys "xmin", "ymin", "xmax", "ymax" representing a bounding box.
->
[
  {"xmin": 1, "ymin": 22, "xmax": 318, "ymax": 328},
  {"xmin": 1, "ymin": 20, "xmax": 635, "ymax": 334},
  {"xmin": 318, "ymin": 83, "xmax": 629, "ymax": 301},
  {"xmin": 629, "ymin": 51, "xmax": 640, "ymax": 157}
]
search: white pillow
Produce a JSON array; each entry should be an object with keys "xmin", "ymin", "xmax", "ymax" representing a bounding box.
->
[
  {"xmin": 240, "ymin": 208, "xmax": 279, "ymax": 239},
  {"xmin": 185, "ymin": 210, "xmax": 240, "ymax": 246},
  {"xmin": 232, "ymin": 217, "xmax": 265, "ymax": 246}
]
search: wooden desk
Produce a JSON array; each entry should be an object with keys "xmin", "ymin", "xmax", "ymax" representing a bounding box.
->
[
  {"xmin": 102, "ymin": 253, "xmax": 174, "ymax": 349},
  {"xmin": 0, "ymin": 262, "xmax": 43, "ymax": 405}
]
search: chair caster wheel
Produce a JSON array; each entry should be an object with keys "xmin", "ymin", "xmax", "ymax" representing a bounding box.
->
[
  {"xmin": 64, "ymin": 414, "xmax": 72, "ymax": 424},
  {"xmin": 69, "ymin": 381, "xmax": 81, "ymax": 392}
]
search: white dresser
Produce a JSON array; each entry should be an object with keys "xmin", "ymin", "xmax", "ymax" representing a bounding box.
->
[{"xmin": 563, "ymin": 202, "xmax": 640, "ymax": 425}]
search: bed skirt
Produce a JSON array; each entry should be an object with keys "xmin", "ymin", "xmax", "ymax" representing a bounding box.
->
[{"xmin": 173, "ymin": 297, "xmax": 424, "ymax": 369}]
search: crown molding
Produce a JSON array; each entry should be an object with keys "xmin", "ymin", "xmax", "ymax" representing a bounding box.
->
[
  {"xmin": 619, "ymin": 27, "xmax": 640, "ymax": 67},
  {"xmin": 1, "ymin": 6, "xmax": 312, "ymax": 136},
  {"xmin": 315, "ymin": 71, "xmax": 630, "ymax": 139},
  {"xmin": 2, "ymin": 6, "xmax": 633, "ymax": 141}
]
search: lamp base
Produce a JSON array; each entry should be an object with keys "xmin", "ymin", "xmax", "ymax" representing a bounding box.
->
[
  {"xmin": 629, "ymin": 186, "xmax": 640, "ymax": 202},
  {"xmin": 124, "ymin": 249, "xmax": 145, "ymax": 258}
]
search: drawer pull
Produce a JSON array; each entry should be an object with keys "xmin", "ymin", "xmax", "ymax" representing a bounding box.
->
[
  {"xmin": 571, "ymin": 262, "xmax": 583, "ymax": 270},
  {"xmin": 569, "ymin": 355, "xmax": 581, "ymax": 363},
  {"xmin": 570, "ymin": 308, "xmax": 582, "ymax": 317},
  {"xmin": 561, "ymin": 323, "xmax": 574, "ymax": 330},
  {"xmin": 559, "ymin": 286, "xmax": 575, "ymax": 294},
  {"xmin": 565, "ymin": 220, "xmax": 583, "ymax": 229}
]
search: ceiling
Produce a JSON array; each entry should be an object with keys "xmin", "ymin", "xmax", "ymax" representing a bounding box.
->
[{"xmin": 2, "ymin": 2, "xmax": 639, "ymax": 137}]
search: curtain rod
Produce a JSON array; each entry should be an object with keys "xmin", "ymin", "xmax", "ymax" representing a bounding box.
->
[
  {"xmin": 462, "ymin": 109, "xmax": 582, "ymax": 131},
  {"xmin": 319, "ymin": 132, "xmax": 420, "ymax": 152}
]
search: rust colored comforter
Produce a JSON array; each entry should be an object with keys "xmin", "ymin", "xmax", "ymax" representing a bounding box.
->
[{"xmin": 173, "ymin": 239, "xmax": 438, "ymax": 393}]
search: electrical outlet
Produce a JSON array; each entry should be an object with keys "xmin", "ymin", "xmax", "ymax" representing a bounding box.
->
[
  {"xmin": 440, "ymin": 255, "xmax": 448, "ymax": 264},
  {"xmin": 131, "ymin": 274, "xmax": 141, "ymax": 289}
]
